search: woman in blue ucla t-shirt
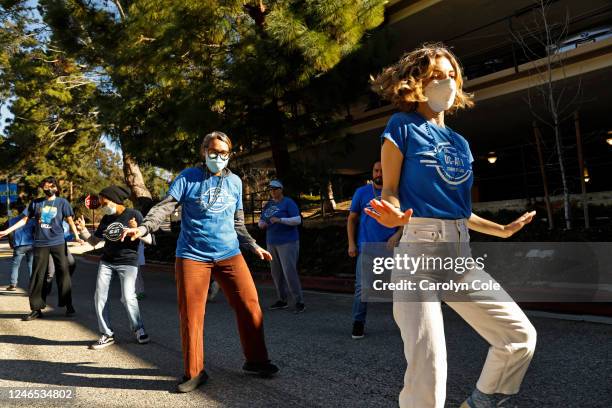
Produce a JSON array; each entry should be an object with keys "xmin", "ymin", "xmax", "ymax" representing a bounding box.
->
[
  {"xmin": 122, "ymin": 131, "xmax": 279, "ymax": 394},
  {"xmin": 366, "ymin": 44, "xmax": 537, "ymax": 408}
]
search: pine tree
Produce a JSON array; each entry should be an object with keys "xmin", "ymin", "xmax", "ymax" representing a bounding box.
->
[{"xmin": 35, "ymin": 0, "xmax": 387, "ymax": 188}]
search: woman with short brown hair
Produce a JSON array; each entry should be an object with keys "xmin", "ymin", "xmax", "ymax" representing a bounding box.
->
[{"xmin": 367, "ymin": 43, "xmax": 537, "ymax": 408}]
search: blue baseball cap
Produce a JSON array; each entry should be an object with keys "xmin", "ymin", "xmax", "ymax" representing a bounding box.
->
[{"xmin": 269, "ymin": 180, "xmax": 283, "ymax": 189}]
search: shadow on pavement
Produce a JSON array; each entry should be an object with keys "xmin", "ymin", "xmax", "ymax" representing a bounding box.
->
[
  {"xmin": 0, "ymin": 360, "xmax": 175, "ymax": 391},
  {"xmin": 0, "ymin": 335, "xmax": 92, "ymax": 347}
]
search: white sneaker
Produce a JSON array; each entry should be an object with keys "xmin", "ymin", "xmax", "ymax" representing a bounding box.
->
[
  {"xmin": 89, "ymin": 334, "xmax": 115, "ymax": 350},
  {"xmin": 135, "ymin": 328, "xmax": 150, "ymax": 344}
]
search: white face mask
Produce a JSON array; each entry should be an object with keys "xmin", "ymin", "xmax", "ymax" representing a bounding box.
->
[
  {"xmin": 424, "ymin": 78, "xmax": 457, "ymax": 113},
  {"xmin": 102, "ymin": 204, "xmax": 117, "ymax": 216}
]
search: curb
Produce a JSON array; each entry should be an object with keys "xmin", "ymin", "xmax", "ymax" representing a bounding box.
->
[
  {"xmin": 76, "ymin": 254, "xmax": 612, "ymax": 316},
  {"xmin": 78, "ymin": 254, "xmax": 355, "ymax": 293}
]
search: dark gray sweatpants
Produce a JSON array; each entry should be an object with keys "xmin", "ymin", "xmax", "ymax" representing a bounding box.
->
[{"xmin": 267, "ymin": 240, "xmax": 303, "ymax": 304}]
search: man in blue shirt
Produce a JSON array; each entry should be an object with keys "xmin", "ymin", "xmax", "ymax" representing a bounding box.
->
[
  {"xmin": 258, "ymin": 180, "xmax": 304, "ymax": 313},
  {"xmin": 5, "ymin": 206, "xmax": 36, "ymax": 291},
  {"xmin": 0, "ymin": 176, "xmax": 83, "ymax": 320},
  {"xmin": 347, "ymin": 161, "xmax": 402, "ymax": 339}
]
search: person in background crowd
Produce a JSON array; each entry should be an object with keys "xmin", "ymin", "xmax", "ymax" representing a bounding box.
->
[
  {"xmin": 4, "ymin": 205, "xmax": 36, "ymax": 291},
  {"xmin": 45, "ymin": 220, "xmax": 77, "ymax": 298},
  {"xmin": 258, "ymin": 180, "xmax": 305, "ymax": 313},
  {"xmin": 75, "ymin": 185, "xmax": 152, "ymax": 349},
  {"xmin": 122, "ymin": 131, "xmax": 279, "ymax": 393},
  {"xmin": 136, "ymin": 241, "xmax": 146, "ymax": 300},
  {"xmin": 347, "ymin": 161, "xmax": 402, "ymax": 339},
  {"xmin": 0, "ymin": 176, "xmax": 83, "ymax": 320}
]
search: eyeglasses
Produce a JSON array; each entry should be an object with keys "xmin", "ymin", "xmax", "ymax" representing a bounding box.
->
[
  {"xmin": 207, "ymin": 150, "xmax": 230, "ymax": 160},
  {"xmin": 270, "ymin": 187, "xmax": 281, "ymax": 191}
]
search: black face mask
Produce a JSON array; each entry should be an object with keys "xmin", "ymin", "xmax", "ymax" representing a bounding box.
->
[
  {"xmin": 373, "ymin": 177, "xmax": 383, "ymax": 186},
  {"xmin": 43, "ymin": 188, "xmax": 56, "ymax": 197}
]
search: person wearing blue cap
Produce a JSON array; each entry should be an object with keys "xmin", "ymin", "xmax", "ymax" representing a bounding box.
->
[{"xmin": 259, "ymin": 179, "xmax": 305, "ymax": 313}]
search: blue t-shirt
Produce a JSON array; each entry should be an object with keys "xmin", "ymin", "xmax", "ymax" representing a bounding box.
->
[
  {"xmin": 350, "ymin": 184, "xmax": 398, "ymax": 247},
  {"xmin": 382, "ymin": 112, "xmax": 474, "ymax": 219},
  {"xmin": 260, "ymin": 197, "xmax": 300, "ymax": 245},
  {"xmin": 9, "ymin": 214, "xmax": 35, "ymax": 247},
  {"xmin": 27, "ymin": 197, "xmax": 75, "ymax": 247},
  {"xmin": 168, "ymin": 167, "xmax": 242, "ymax": 262},
  {"xmin": 63, "ymin": 221, "xmax": 74, "ymax": 241}
]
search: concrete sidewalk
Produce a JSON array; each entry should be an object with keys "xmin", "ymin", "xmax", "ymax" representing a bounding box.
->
[{"xmin": 1, "ymin": 249, "xmax": 611, "ymax": 407}]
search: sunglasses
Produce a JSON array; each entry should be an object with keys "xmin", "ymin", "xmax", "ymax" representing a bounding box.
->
[{"xmin": 207, "ymin": 150, "xmax": 230, "ymax": 160}]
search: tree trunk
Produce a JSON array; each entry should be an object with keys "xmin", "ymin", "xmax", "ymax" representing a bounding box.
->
[
  {"xmin": 533, "ymin": 122, "xmax": 554, "ymax": 230},
  {"xmin": 122, "ymin": 152, "xmax": 153, "ymax": 214},
  {"xmin": 323, "ymin": 178, "xmax": 337, "ymax": 214},
  {"xmin": 574, "ymin": 111, "xmax": 589, "ymax": 229},
  {"xmin": 267, "ymin": 102, "xmax": 293, "ymax": 186},
  {"xmin": 553, "ymin": 121, "xmax": 571, "ymax": 230}
]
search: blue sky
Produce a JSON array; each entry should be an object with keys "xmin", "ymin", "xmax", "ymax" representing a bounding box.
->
[{"xmin": 0, "ymin": 103, "xmax": 11, "ymax": 136}]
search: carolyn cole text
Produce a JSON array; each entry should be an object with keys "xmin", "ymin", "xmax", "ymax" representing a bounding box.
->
[{"xmin": 372, "ymin": 279, "xmax": 501, "ymax": 292}]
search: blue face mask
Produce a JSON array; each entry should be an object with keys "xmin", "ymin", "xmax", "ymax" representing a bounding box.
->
[{"xmin": 205, "ymin": 155, "xmax": 229, "ymax": 174}]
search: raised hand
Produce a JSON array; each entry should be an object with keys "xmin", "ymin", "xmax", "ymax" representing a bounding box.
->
[
  {"xmin": 364, "ymin": 199, "xmax": 413, "ymax": 228},
  {"xmin": 121, "ymin": 227, "xmax": 142, "ymax": 242},
  {"xmin": 503, "ymin": 211, "xmax": 536, "ymax": 238},
  {"xmin": 75, "ymin": 215, "xmax": 86, "ymax": 232}
]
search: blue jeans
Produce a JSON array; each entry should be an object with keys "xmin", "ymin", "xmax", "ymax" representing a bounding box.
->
[
  {"xmin": 10, "ymin": 245, "xmax": 34, "ymax": 286},
  {"xmin": 352, "ymin": 253, "xmax": 368, "ymax": 323},
  {"xmin": 94, "ymin": 261, "xmax": 144, "ymax": 336}
]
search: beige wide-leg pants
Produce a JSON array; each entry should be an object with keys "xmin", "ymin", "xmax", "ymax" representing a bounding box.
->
[{"xmin": 392, "ymin": 217, "xmax": 537, "ymax": 408}]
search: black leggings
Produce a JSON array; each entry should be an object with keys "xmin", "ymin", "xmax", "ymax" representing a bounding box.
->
[{"xmin": 30, "ymin": 244, "xmax": 72, "ymax": 311}]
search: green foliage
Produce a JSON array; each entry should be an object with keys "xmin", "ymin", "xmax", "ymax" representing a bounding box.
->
[{"xmin": 33, "ymin": 0, "xmax": 387, "ymax": 177}]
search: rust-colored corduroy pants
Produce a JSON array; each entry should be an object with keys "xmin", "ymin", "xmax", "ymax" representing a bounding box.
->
[{"xmin": 175, "ymin": 255, "xmax": 269, "ymax": 378}]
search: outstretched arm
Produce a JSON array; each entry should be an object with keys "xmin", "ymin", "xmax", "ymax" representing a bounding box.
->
[
  {"xmin": 0, "ymin": 216, "xmax": 28, "ymax": 238},
  {"xmin": 75, "ymin": 215, "xmax": 102, "ymax": 246},
  {"xmin": 122, "ymin": 195, "xmax": 179, "ymax": 241},
  {"xmin": 467, "ymin": 211, "xmax": 536, "ymax": 239}
]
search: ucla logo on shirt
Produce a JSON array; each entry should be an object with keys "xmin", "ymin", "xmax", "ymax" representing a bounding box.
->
[
  {"xmin": 417, "ymin": 142, "xmax": 472, "ymax": 186},
  {"xmin": 262, "ymin": 205, "xmax": 279, "ymax": 220},
  {"xmin": 103, "ymin": 222, "xmax": 125, "ymax": 242},
  {"xmin": 200, "ymin": 187, "xmax": 235, "ymax": 213},
  {"xmin": 39, "ymin": 205, "xmax": 58, "ymax": 229}
]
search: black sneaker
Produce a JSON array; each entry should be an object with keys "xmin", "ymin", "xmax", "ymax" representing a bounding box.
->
[
  {"xmin": 135, "ymin": 328, "xmax": 150, "ymax": 344},
  {"xmin": 294, "ymin": 303, "xmax": 306, "ymax": 314},
  {"xmin": 352, "ymin": 321, "xmax": 365, "ymax": 339},
  {"xmin": 242, "ymin": 361, "xmax": 279, "ymax": 377},
  {"xmin": 66, "ymin": 305, "xmax": 76, "ymax": 317},
  {"xmin": 176, "ymin": 370, "xmax": 208, "ymax": 393},
  {"xmin": 22, "ymin": 310, "xmax": 43, "ymax": 321},
  {"xmin": 6, "ymin": 285, "xmax": 17, "ymax": 291},
  {"xmin": 269, "ymin": 300, "xmax": 288, "ymax": 310},
  {"xmin": 89, "ymin": 334, "xmax": 115, "ymax": 350}
]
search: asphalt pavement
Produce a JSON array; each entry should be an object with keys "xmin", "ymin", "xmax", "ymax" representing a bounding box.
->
[{"xmin": 0, "ymin": 245, "xmax": 611, "ymax": 407}]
